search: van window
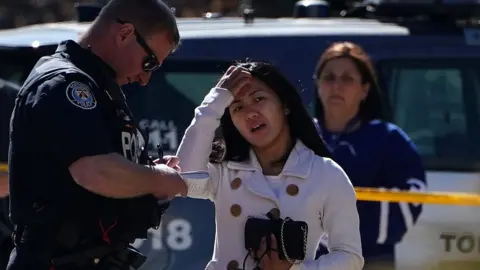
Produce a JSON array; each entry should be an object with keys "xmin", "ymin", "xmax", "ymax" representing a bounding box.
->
[
  {"xmin": 123, "ymin": 59, "xmax": 229, "ymax": 156},
  {"xmin": 379, "ymin": 59, "xmax": 480, "ymax": 171},
  {"xmin": 164, "ymin": 72, "xmax": 222, "ymax": 104}
]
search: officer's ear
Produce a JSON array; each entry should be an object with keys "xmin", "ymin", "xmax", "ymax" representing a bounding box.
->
[{"xmin": 116, "ymin": 23, "xmax": 136, "ymax": 47}]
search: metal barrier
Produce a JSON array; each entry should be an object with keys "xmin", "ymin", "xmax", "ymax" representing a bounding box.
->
[{"xmin": 1, "ymin": 162, "xmax": 480, "ymax": 206}]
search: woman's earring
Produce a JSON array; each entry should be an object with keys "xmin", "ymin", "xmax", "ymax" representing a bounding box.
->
[{"xmin": 284, "ymin": 108, "xmax": 290, "ymax": 115}]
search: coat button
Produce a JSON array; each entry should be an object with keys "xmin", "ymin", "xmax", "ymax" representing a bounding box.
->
[
  {"xmin": 286, "ymin": 184, "xmax": 299, "ymax": 196},
  {"xmin": 93, "ymin": 258, "xmax": 100, "ymax": 264},
  {"xmin": 227, "ymin": 260, "xmax": 239, "ymax": 269},
  {"xmin": 230, "ymin": 204, "xmax": 242, "ymax": 217},
  {"xmin": 231, "ymin": 177, "xmax": 242, "ymax": 189},
  {"xmin": 269, "ymin": 208, "xmax": 281, "ymax": 219}
]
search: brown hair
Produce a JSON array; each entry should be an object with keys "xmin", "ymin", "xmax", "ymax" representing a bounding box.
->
[
  {"xmin": 98, "ymin": 0, "xmax": 180, "ymax": 51},
  {"xmin": 314, "ymin": 41, "xmax": 388, "ymax": 122}
]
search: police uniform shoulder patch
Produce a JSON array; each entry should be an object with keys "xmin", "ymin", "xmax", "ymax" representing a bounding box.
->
[{"xmin": 65, "ymin": 81, "xmax": 97, "ymax": 110}]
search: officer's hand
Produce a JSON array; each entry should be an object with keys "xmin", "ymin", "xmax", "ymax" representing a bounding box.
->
[
  {"xmin": 215, "ymin": 66, "xmax": 251, "ymax": 96},
  {"xmin": 154, "ymin": 155, "xmax": 181, "ymax": 172},
  {"xmin": 153, "ymin": 164, "xmax": 188, "ymax": 198}
]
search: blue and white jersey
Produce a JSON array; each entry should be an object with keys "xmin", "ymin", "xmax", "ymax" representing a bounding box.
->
[{"xmin": 314, "ymin": 118, "xmax": 427, "ymax": 260}]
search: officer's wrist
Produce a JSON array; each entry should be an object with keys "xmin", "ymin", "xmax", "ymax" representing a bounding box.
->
[{"xmin": 149, "ymin": 164, "xmax": 181, "ymax": 198}]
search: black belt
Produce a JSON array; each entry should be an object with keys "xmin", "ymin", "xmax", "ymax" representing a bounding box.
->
[
  {"xmin": 49, "ymin": 243, "xmax": 146, "ymax": 270},
  {"xmin": 14, "ymin": 224, "xmax": 146, "ymax": 269},
  {"xmin": 51, "ymin": 243, "xmax": 125, "ymax": 266}
]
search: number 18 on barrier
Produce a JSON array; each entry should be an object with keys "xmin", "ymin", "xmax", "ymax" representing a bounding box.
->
[{"xmin": 150, "ymin": 218, "xmax": 193, "ymax": 251}]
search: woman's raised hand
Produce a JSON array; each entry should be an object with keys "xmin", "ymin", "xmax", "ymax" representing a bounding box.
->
[{"xmin": 215, "ymin": 66, "xmax": 252, "ymax": 96}]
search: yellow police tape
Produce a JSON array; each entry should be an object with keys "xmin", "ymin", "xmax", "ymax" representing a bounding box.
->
[
  {"xmin": 355, "ymin": 187, "xmax": 480, "ymax": 206},
  {"xmin": 1, "ymin": 162, "xmax": 480, "ymax": 206}
]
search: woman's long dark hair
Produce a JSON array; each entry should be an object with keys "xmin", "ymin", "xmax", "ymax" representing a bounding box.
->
[
  {"xmin": 210, "ymin": 61, "xmax": 331, "ymax": 163},
  {"xmin": 313, "ymin": 42, "xmax": 388, "ymax": 122}
]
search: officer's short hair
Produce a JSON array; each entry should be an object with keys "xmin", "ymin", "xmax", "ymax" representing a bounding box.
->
[{"xmin": 99, "ymin": 0, "xmax": 180, "ymax": 52}]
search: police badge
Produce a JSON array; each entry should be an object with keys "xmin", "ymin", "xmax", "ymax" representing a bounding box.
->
[{"xmin": 66, "ymin": 81, "xmax": 97, "ymax": 110}]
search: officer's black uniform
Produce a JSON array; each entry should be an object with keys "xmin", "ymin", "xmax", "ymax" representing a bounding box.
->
[
  {"xmin": 8, "ymin": 40, "xmax": 167, "ymax": 270},
  {"xmin": 0, "ymin": 79, "xmax": 19, "ymax": 270}
]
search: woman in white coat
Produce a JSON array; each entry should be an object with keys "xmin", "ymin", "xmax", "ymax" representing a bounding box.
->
[{"xmin": 176, "ymin": 61, "xmax": 364, "ymax": 270}]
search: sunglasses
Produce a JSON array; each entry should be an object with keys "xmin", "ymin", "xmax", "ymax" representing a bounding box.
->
[{"xmin": 116, "ymin": 19, "xmax": 161, "ymax": 72}]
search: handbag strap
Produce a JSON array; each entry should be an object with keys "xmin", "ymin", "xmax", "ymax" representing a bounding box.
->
[{"xmin": 279, "ymin": 217, "xmax": 308, "ymax": 265}]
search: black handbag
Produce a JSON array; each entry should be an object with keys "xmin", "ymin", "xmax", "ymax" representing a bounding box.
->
[{"xmin": 244, "ymin": 212, "xmax": 308, "ymax": 265}]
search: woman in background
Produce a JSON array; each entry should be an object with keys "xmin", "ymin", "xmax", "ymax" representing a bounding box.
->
[
  {"xmin": 176, "ymin": 61, "xmax": 364, "ymax": 270},
  {"xmin": 313, "ymin": 42, "xmax": 427, "ymax": 269}
]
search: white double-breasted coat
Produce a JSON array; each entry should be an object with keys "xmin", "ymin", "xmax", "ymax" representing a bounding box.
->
[{"xmin": 176, "ymin": 87, "xmax": 364, "ymax": 270}]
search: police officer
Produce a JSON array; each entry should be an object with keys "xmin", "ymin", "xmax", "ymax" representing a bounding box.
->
[
  {"xmin": 7, "ymin": 0, "xmax": 187, "ymax": 269},
  {"xmin": 0, "ymin": 78, "xmax": 19, "ymax": 270}
]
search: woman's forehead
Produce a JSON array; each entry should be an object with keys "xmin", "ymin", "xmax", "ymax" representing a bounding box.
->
[
  {"xmin": 248, "ymin": 78, "xmax": 274, "ymax": 93},
  {"xmin": 233, "ymin": 78, "xmax": 275, "ymax": 102},
  {"xmin": 323, "ymin": 58, "xmax": 359, "ymax": 74}
]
